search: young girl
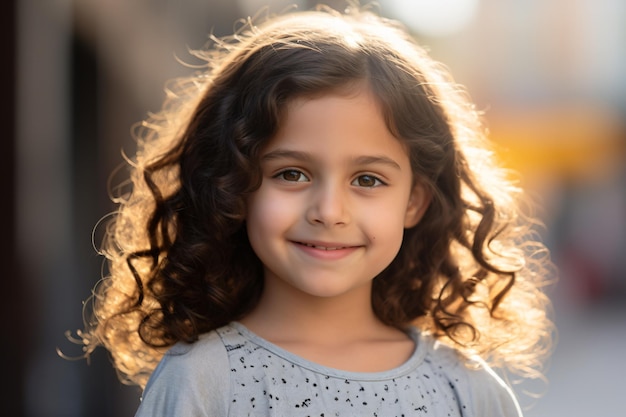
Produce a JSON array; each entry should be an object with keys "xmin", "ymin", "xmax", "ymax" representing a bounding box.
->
[{"xmin": 77, "ymin": 3, "xmax": 554, "ymax": 416}]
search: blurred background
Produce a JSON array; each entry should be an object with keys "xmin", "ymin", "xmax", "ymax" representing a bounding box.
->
[{"xmin": 7, "ymin": 0, "xmax": 626, "ymax": 415}]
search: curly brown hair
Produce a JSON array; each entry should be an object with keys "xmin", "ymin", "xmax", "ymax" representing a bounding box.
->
[{"xmin": 76, "ymin": 4, "xmax": 554, "ymax": 388}]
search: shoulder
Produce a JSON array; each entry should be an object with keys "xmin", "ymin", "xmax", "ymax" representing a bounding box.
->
[
  {"xmin": 135, "ymin": 329, "xmax": 231, "ymax": 416},
  {"xmin": 416, "ymin": 330, "xmax": 524, "ymax": 417},
  {"xmin": 147, "ymin": 329, "xmax": 229, "ymax": 385}
]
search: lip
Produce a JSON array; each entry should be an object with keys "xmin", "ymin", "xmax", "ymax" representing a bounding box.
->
[{"xmin": 290, "ymin": 240, "xmax": 362, "ymax": 260}]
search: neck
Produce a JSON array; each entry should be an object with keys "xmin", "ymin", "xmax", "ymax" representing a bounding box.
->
[{"xmin": 240, "ymin": 279, "xmax": 386, "ymax": 345}]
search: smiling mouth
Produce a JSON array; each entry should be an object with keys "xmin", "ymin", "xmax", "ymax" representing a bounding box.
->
[{"xmin": 294, "ymin": 241, "xmax": 356, "ymax": 251}]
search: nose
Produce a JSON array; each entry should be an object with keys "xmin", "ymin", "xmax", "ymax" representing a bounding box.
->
[{"xmin": 306, "ymin": 181, "xmax": 351, "ymax": 227}]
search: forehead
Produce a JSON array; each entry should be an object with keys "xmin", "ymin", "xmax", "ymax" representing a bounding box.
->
[
  {"xmin": 285, "ymin": 83, "xmax": 402, "ymax": 143},
  {"xmin": 262, "ymin": 86, "xmax": 410, "ymax": 165}
]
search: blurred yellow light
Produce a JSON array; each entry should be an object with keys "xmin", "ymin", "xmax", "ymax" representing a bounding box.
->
[{"xmin": 487, "ymin": 103, "xmax": 625, "ymax": 181}]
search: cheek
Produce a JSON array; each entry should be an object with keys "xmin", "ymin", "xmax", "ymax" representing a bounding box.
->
[
  {"xmin": 249, "ymin": 190, "xmax": 289, "ymax": 223},
  {"xmin": 366, "ymin": 196, "xmax": 411, "ymax": 247},
  {"xmin": 368, "ymin": 194, "xmax": 411, "ymax": 227},
  {"xmin": 246, "ymin": 189, "xmax": 294, "ymax": 241}
]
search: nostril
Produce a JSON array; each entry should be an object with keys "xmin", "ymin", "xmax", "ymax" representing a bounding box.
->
[{"xmin": 305, "ymin": 187, "xmax": 351, "ymax": 226}]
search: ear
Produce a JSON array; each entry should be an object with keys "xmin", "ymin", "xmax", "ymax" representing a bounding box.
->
[{"xmin": 404, "ymin": 183, "xmax": 431, "ymax": 228}]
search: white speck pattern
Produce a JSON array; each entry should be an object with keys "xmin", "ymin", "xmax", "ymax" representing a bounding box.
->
[{"xmin": 219, "ymin": 322, "xmax": 463, "ymax": 416}]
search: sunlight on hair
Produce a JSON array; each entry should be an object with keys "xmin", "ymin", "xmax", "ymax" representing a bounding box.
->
[
  {"xmin": 341, "ymin": 31, "xmax": 363, "ymax": 49},
  {"xmin": 383, "ymin": 0, "xmax": 481, "ymax": 37}
]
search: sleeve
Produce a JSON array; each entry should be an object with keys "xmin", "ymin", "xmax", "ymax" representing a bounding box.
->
[
  {"xmin": 429, "ymin": 339, "xmax": 523, "ymax": 417},
  {"xmin": 460, "ymin": 356, "xmax": 524, "ymax": 417},
  {"xmin": 134, "ymin": 330, "xmax": 231, "ymax": 417}
]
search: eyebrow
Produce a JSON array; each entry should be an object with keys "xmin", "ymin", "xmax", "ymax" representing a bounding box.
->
[
  {"xmin": 261, "ymin": 148, "xmax": 402, "ymax": 170},
  {"xmin": 352, "ymin": 155, "xmax": 402, "ymax": 170},
  {"xmin": 261, "ymin": 149, "xmax": 311, "ymax": 163}
]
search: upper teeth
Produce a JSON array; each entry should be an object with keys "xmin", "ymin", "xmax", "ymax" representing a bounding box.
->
[{"xmin": 302, "ymin": 242, "xmax": 344, "ymax": 250}]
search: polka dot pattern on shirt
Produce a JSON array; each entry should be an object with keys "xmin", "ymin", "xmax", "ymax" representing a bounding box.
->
[{"xmin": 217, "ymin": 323, "xmax": 464, "ymax": 416}]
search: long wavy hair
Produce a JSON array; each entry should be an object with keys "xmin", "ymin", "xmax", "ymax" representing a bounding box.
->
[{"xmin": 76, "ymin": 3, "xmax": 554, "ymax": 388}]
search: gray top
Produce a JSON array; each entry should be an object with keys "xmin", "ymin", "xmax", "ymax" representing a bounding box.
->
[{"xmin": 135, "ymin": 322, "xmax": 523, "ymax": 416}]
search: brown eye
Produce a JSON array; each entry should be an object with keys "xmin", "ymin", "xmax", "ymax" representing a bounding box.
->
[
  {"xmin": 277, "ymin": 169, "xmax": 309, "ymax": 182},
  {"xmin": 352, "ymin": 175, "xmax": 383, "ymax": 188}
]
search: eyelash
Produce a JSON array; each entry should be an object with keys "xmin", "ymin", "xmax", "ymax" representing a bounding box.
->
[
  {"xmin": 273, "ymin": 169, "xmax": 386, "ymax": 188},
  {"xmin": 351, "ymin": 174, "xmax": 386, "ymax": 188},
  {"xmin": 274, "ymin": 169, "xmax": 310, "ymax": 182}
]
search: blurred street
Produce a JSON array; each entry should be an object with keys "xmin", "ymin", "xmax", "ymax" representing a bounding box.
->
[{"xmin": 523, "ymin": 300, "xmax": 626, "ymax": 417}]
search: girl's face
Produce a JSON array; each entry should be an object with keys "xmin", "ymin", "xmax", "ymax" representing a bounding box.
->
[{"xmin": 246, "ymin": 86, "xmax": 429, "ymax": 302}]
